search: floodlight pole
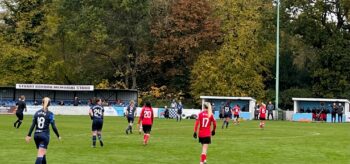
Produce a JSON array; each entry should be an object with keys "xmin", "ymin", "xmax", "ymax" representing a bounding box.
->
[{"xmin": 275, "ymin": 0, "xmax": 280, "ymax": 119}]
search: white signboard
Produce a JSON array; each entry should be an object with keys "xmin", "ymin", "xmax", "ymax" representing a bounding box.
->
[
  {"xmin": 24, "ymin": 106, "xmax": 117, "ymax": 116},
  {"xmin": 22, "ymin": 106, "xmax": 201, "ymax": 119},
  {"xmin": 16, "ymin": 84, "xmax": 94, "ymax": 91},
  {"xmin": 346, "ymin": 114, "xmax": 350, "ymax": 122}
]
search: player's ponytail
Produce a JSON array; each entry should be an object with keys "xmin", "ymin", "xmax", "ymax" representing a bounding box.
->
[
  {"xmin": 204, "ymin": 102, "xmax": 213, "ymax": 117},
  {"xmin": 42, "ymin": 97, "xmax": 51, "ymax": 111}
]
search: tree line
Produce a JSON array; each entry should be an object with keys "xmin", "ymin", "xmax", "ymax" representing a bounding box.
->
[{"xmin": 0, "ymin": 0, "xmax": 349, "ymax": 109}]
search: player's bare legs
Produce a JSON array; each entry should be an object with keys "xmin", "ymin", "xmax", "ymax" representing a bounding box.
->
[
  {"xmin": 200, "ymin": 144, "xmax": 208, "ymax": 164},
  {"xmin": 139, "ymin": 124, "xmax": 143, "ymax": 135},
  {"xmin": 144, "ymin": 133, "xmax": 150, "ymax": 145},
  {"xmin": 259, "ymin": 121, "xmax": 265, "ymax": 129},
  {"xmin": 35, "ymin": 147, "xmax": 47, "ymax": 164}
]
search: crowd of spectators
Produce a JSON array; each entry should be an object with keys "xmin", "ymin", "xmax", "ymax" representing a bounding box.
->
[{"xmin": 299, "ymin": 102, "xmax": 344, "ymax": 123}]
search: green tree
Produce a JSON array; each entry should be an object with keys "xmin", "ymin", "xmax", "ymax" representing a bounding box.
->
[
  {"xmin": 36, "ymin": 0, "xmax": 114, "ymax": 85},
  {"xmin": 190, "ymin": 0, "xmax": 275, "ymax": 100},
  {"xmin": 0, "ymin": 0, "xmax": 50, "ymax": 85},
  {"xmin": 283, "ymin": 0, "xmax": 350, "ymax": 98},
  {"xmin": 38, "ymin": 0, "xmax": 151, "ymax": 88}
]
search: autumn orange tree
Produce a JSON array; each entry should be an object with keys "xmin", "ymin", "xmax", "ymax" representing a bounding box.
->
[{"xmin": 149, "ymin": 0, "xmax": 221, "ymax": 92}]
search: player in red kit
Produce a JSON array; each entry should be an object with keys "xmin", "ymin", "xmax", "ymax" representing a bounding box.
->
[
  {"xmin": 193, "ymin": 102, "xmax": 217, "ymax": 164},
  {"xmin": 259, "ymin": 102, "xmax": 267, "ymax": 129},
  {"xmin": 232, "ymin": 104, "xmax": 240, "ymax": 125},
  {"xmin": 137, "ymin": 102, "xmax": 154, "ymax": 145}
]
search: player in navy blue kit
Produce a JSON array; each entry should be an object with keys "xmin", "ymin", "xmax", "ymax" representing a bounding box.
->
[
  {"xmin": 125, "ymin": 100, "xmax": 137, "ymax": 134},
  {"xmin": 13, "ymin": 95, "xmax": 27, "ymax": 128},
  {"xmin": 25, "ymin": 97, "xmax": 60, "ymax": 164},
  {"xmin": 222, "ymin": 103, "xmax": 231, "ymax": 129},
  {"xmin": 89, "ymin": 98, "xmax": 104, "ymax": 148}
]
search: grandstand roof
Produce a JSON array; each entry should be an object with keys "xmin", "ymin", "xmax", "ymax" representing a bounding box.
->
[
  {"xmin": 200, "ymin": 96, "xmax": 256, "ymax": 101},
  {"xmin": 292, "ymin": 97, "xmax": 350, "ymax": 103}
]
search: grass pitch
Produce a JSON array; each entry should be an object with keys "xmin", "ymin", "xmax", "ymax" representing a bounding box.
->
[{"xmin": 0, "ymin": 115, "xmax": 349, "ymax": 164}]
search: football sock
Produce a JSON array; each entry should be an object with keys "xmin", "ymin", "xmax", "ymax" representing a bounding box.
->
[
  {"xmin": 201, "ymin": 154, "xmax": 206, "ymax": 162},
  {"xmin": 226, "ymin": 122, "xmax": 229, "ymax": 128},
  {"xmin": 222, "ymin": 121, "xmax": 226, "ymax": 128},
  {"xmin": 14, "ymin": 120, "xmax": 19, "ymax": 127},
  {"xmin": 92, "ymin": 136, "xmax": 96, "ymax": 147},
  {"xmin": 17, "ymin": 121, "xmax": 22, "ymax": 128},
  {"xmin": 129, "ymin": 126, "xmax": 133, "ymax": 133},
  {"xmin": 98, "ymin": 135, "xmax": 104, "ymax": 147},
  {"xmin": 35, "ymin": 157, "xmax": 43, "ymax": 164},
  {"xmin": 42, "ymin": 155, "xmax": 46, "ymax": 164}
]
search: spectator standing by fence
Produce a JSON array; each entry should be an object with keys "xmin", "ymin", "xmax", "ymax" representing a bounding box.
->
[
  {"xmin": 33, "ymin": 100, "xmax": 38, "ymax": 106},
  {"xmin": 219, "ymin": 102, "xmax": 224, "ymax": 120},
  {"xmin": 331, "ymin": 103, "xmax": 337, "ymax": 123},
  {"xmin": 176, "ymin": 101, "xmax": 183, "ymax": 122},
  {"xmin": 267, "ymin": 101, "xmax": 274, "ymax": 120},
  {"xmin": 171, "ymin": 99, "xmax": 177, "ymax": 110},
  {"xmin": 337, "ymin": 103, "xmax": 344, "ymax": 123},
  {"xmin": 254, "ymin": 103, "xmax": 259, "ymax": 120},
  {"xmin": 58, "ymin": 100, "xmax": 65, "ymax": 106},
  {"xmin": 164, "ymin": 106, "xmax": 170, "ymax": 119},
  {"xmin": 73, "ymin": 97, "xmax": 81, "ymax": 106}
]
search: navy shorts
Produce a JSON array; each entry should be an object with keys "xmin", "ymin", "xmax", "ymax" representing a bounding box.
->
[
  {"xmin": 92, "ymin": 119, "xmax": 103, "ymax": 131},
  {"xmin": 127, "ymin": 117, "xmax": 134, "ymax": 123},
  {"xmin": 260, "ymin": 117, "xmax": 266, "ymax": 120},
  {"xmin": 198, "ymin": 137, "xmax": 211, "ymax": 144},
  {"xmin": 234, "ymin": 115, "xmax": 239, "ymax": 119},
  {"xmin": 142, "ymin": 125, "xmax": 152, "ymax": 134},
  {"xmin": 224, "ymin": 114, "xmax": 232, "ymax": 118},
  {"xmin": 16, "ymin": 113, "xmax": 23, "ymax": 120},
  {"xmin": 34, "ymin": 133, "xmax": 50, "ymax": 149}
]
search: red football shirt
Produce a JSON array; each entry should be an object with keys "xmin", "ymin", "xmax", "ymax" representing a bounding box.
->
[
  {"xmin": 232, "ymin": 106, "xmax": 240, "ymax": 115},
  {"xmin": 194, "ymin": 111, "xmax": 217, "ymax": 138},
  {"xmin": 259, "ymin": 105, "xmax": 266, "ymax": 118},
  {"xmin": 138, "ymin": 106, "xmax": 154, "ymax": 125}
]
